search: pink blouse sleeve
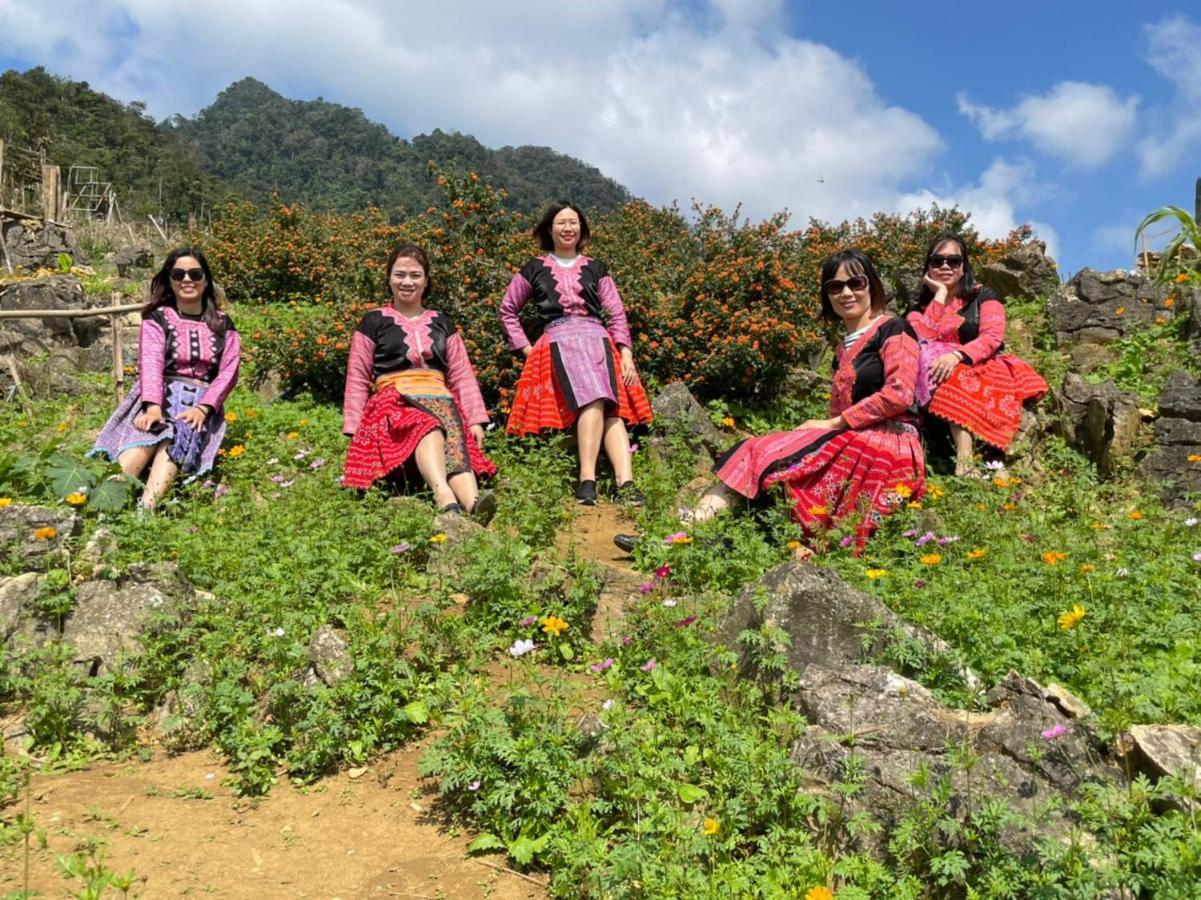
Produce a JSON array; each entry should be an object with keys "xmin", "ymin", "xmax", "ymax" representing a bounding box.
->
[
  {"xmin": 499, "ymin": 273, "xmax": 534, "ymax": 351},
  {"xmin": 445, "ymin": 332, "xmax": 489, "ymax": 427},
  {"xmin": 200, "ymin": 329, "xmax": 241, "ymax": 411},
  {"xmin": 839, "ymin": 331, "xmax": 919, "ymax": 429},
  {"xmin": 342, "ymin": 330, "xmax": 376, "ymax": 435},
  {"xmin": 138, "ymin": 318, "xmax": 167, "ymax": 408},
  {"xmin": 959, "ymin": 299, "xmax": 1006, "ymax": 364},
  {"xmin": 596, "ymin": 275, "xmax": 633, "ymax": 349}
]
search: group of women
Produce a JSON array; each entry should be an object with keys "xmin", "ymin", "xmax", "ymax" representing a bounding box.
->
[{"xmin": 90, "ymin": 203, "xmax": 1047, "ymax": 556}]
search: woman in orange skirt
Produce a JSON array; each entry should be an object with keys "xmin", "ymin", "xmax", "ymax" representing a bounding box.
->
[
  {"xmin": 907, "ymin": 232, "xmax": 1048, "ymax": 476},
  {"xmin": 500, "ymin": 201, "xmax": 652, "ymax": 505}
]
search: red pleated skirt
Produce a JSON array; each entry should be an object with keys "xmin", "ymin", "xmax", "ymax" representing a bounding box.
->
[
  {"xmin": 342, "ymin": 389, "xmax": 496, "ymax": 490},
  {"xmin": 506, "ymin": 334, "xmax": 653, "ymax": 436},
  {"xmin": 928, "ymin": 355, "xmax": 1048, "ymax": 450},
  {"xmin": 717, "ymin": 420, "xmax": 926, "ymax": 550}
]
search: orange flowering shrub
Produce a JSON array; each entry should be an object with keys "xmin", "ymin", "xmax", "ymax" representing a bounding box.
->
[{"xmin": 204, "ymin": 167, "xmax": 1024, "ymax": 409}]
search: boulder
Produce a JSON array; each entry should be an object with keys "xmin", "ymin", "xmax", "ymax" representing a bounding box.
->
[
  {"xmin": 106, "ymin": 245, "xmax": 155, "ymax": 278},
  {"xmin": 976, "ymin": 240, "xmax": 1060, "ymax": 301},
  {"xmin": 426, "ymin": 508, "xmax": 487, "ymax": 578},
  {"xmin": 61, "ymin": 562, "xmax": 196, "ymax": 675},
  {"xmin": 1140, "ymin": 371, "xmax": 1201, "ymax": 503},
  {"xmin": 308, "ymin": 624, "xmax": 353, "ymax": 687},
  {"xmin": 0, "ymin": 503, "xmax": 81, "ymax": 565},
  {"xmin": 1048, "ymin": 268, "xmax": 1191, "ymax": 347},
  {"xmin": 0, "ymin": 215, "xmax": 87, "ymax": 270},
  {"xmin": 1052, "ymin": 374, "xmax": 1142, "ymax": 476},
  {"xmin": 1122, "ymin": 724, "xmax": 1201, "ymax": 812},
  {"xmin": 891, "ymin": 271, "xmax": 924, "ymax": 310},
  {"xmin": 0, "ymin": 572, "xmax": 44, "ymax": 643},
  {"xmin": 650, "ymin": 382, "xmax": 726, "ymax": 457},
  {"xmin": 0, "ymin": 276, "xmax": 100, "ymax": 358}
]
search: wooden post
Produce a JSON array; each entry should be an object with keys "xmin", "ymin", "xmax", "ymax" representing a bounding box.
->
[
  {"xmin": 1195, "ymin": 177, "xmax": 1200, "ymax": 227},
  {"xmin": 110, "ymin": 291, "xmax": 125, "ymax": 404},
  {"xmin": 41, "ymin": 164, "xmax": 62, "ymax": 222}
]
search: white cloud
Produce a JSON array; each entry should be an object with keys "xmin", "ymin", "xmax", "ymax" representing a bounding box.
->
[
  {"xmin": 0, "ymin": 0, "xmax": 943, "ymax": 227},
  {"xmin": 1137, "ymin": 14, "xmax": 1201, "ymax": 179},
  {"xmin": 896, "ymin": 159, "xmax": 1060, "ymax": 261},
  {"xmin": 958, "ymin": 82, "xmax": 1138, "ymax": 170}
]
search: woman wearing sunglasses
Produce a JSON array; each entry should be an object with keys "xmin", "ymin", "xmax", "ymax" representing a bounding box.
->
[
  {"xmin": 341, "ymin": 244, "xmax": 496, "ymax": 520},
  {"xmin": 499, "ymin": 201, "xmax": 652, "ymax": 506},
  {"xmin": 907, "ymin": 232, "xmax": 1047, "ymax": 476},
  {"xmin": 90, "ymin": 248, "xmax": 240, "ymax": 508},
  {"xmin": 616, "ymin": 248, "xmax": 925, "ymax": 556}
]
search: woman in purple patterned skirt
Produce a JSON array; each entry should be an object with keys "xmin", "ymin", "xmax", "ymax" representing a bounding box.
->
[{"xmin": 90, "ymin": 248, "xmax": 240, "ymax": 509}]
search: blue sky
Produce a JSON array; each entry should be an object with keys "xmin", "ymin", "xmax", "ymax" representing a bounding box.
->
[{"xmin": 1, "ymin": 0, "xmax": 1197, "ymax": 277}]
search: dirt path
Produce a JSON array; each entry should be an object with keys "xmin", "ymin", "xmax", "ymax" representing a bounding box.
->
[
  {"xmin": 1, "ymin": 502, "xmax": 652, "ymax": 899},
  {"xmin": 2, "ymin": 744, "xmax": 544, "ymax": 899}
]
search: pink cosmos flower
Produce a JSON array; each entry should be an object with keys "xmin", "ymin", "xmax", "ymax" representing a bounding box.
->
[
  {"xmin": 589, "ymin": 658, "xmax": 615, "ymax": 674},
  {"xmin": 519, "ymin": 615, "xmax": 538, "ymax": 626},
  {"xmin": 673, "ymin": 615, "xmax": 697, "ymax": 628},
  {"xmin": 639, "ymin": 582, "xmax": 654, "ymax": 594},
  {"xmin": 640, "ymin": 658, "xmax": 657, "ymax": 672},
  {"xmin": 389, "ymin": 542, "xmax": 412, "ymax": 554},
  {"xmin": 655, "ymin": 565, "xmax": 671, "ymax": 579},
  {"xmin": 1041, "ymin": 723, "xmax": 1068, "ymax": 741}
]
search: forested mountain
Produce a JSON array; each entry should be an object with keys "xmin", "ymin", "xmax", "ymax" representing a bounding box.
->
[{"xmin": 0, "ymin": 68, "xmax": 630, "ymax": 222}]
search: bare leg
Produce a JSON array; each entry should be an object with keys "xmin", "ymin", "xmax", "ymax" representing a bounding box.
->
[
  {"xmin": 576, "ymin": 400, "xmax": 604, "ymax": 482},
  {"xmin": 413, "ymin": 430, "xmax": 458, "ymax": 508},
  {"xmin": 689, "ymin": 481, "xmax": 736, "ymax": 523},
  {"xmin": 140, "ymin": 445, "xmax": 180, "ymax": 508},
  {"xmin": 116, "ymin": 443, "xmax": 159, "ymax": 480},
  {"xmin": 950, "ymin": 425, "xmax": 975, "ymax": 477},
  {"xmin": 601, "ymin": 416, "xmax": 634, "ymax": 484},
  {"xmin": 448, "ymin": 471, "xmax": 479, "ymax": 511}
]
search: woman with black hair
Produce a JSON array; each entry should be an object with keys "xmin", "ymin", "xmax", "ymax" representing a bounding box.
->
[
  {"xmin": 616, "ymin": 248, "xmax": 925, "ymax": 555},
  {"xmin": 499, "ymin": 201, "xmax": 652, "ymax": 506},
  {"xmin": 90, "ymin": 248, "xmax": 240, "ymax": 508},
  {"xmin": 906, "ymin": 232, "xmax": 1048, "ymax": 476},
  {"xmin": 342, "ymin": 244, "xmax": 496, "ymax": 520}
]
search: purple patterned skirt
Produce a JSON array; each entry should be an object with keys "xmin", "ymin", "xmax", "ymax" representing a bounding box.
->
[
  {"xmin": 89, "ymin": 377, "xmax": 228, "ymax": 476},
  {"xmin": 544, "ymin": 316, "xmax": 619, "ymax": 410}
]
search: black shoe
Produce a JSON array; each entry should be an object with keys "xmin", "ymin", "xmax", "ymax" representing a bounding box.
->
[
  {"xmin": 471, "ymin": 490, "xmax": 497, "ymax": 526},
  {"xmin": 575, "ymin": 480, "xmax": 598, "ymax": 506},
  {"xmin": 612, "ymin": 481, "xmax": 646, "ymax": 506},
  {"xmin": 613, "ymin": 533, "xmax": 640, "ymax": 553},
  {"xmin": 439, "ymin": 502, "xmax": 465, "ymax": 515}
]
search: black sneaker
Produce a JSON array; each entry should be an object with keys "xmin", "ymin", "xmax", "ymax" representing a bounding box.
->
[
  {"xmin": 471, "ymin": 490, "xmax": 497, "ymax": 526},
  {"xmin": 613, "ymin": 533, "xmax": 639, "ymax": 553},
  {"xmin": 575, "ymin": 480, "xmax": 598, "ymax": 506},
  {"xmin": 439, "ymin": 502, "xmax": 465, "ymax": 515},
  {"xmin": 612, "ymin": 481, "xmax": 646, "ymax": 506}
]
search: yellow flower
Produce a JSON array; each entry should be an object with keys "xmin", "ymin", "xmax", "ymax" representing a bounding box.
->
[
  {"xmin": 1091, "ymin": 521, "xmax": 1108, "ymax": 530},
  {"xmin": 32, "ymin": 527, "xmax": 57, "ymax": 540},
  {"xmin": 993, "ymin": 475, "xmax": 1014, "ymax": 488},
  {"xmin": 227, "ymin": 444, "xmax": 246, "ymax": 458},
  {"xmin": 246, "ymin": 409, "xmax": 260, "ymax": 418},
  {"xmin": 1127, "ymin": 510, "xmax": 1143, "ymax": 520},
  {"xmin": 967, "ymin": 548, "xmax": 987, "ymax": 560},
  {"xmin": 1189, "ymin": 454, "xmax": 1201, "ymax": 463},
  {"xmin": 703, "ymin": 817, "xmax": 719, "ymax": 836},
  {"xmin": 786, "ymin": 540, "xmax": 802, "ymax": 550},
  {"xmin": 55, "ymin": 422, "xmax": 68, "ymax": 433},
  {"xmin": 224, "ymin": 411, "xmax": 238, "ymax": 423},
  {"xmin": 64, "ymin": 493, "xmax": 87, "ymax": 506},
  {"xmin": 1079, "ymin": 563, "xmax": 1096, "ymax": 573},
  {"xmin": 920, "ymin": 553, "xmax": 943, "ymax": 565},
  {"xmin": 541, "ymin": 615, "xmax": 569, "ymax": 637},
  {"xmin": 894, "ymin": 483, "xmax": 912, "ymax": 499},
  {"xmin": 1058, "ymin": 603, "xmax": 1086, "ymax": 631},
  {"xmin": 1002, "ymin": 502, "xmax": 1017, "ymax": 512},
  {"xmin": 285, "ymin": 431, "xmax": 299, "ymax": 440},
  {"xmin": 299, "ymin": 418, "xmax": 310, "ymax": 427},
  {"xmin": 1043, "ymin": 550, "xmax": 1068, "ymax": 566},
  {"xmin": 907, "ymin": 501, "xmax": 922, "ymax": 509},
  {"xmin": 1175, "ymin": 273, "xmax": 1188, "ymax": 283},
  {"xmin": 976, "ymin": 502, "xmax": 988, "ymax": 512},
  {"xmin": 0, "ymin": 497, "xmax": 12, "ymax": 508},
  {"xmin": 927, "ymin": 484, "xmax": 944, "ymax": 500},
  {"xmin": 865, "ymin": 568, "xmax": 887, "ymax": 579},
  {"xmin": 805, "ymin": 888, "xmax": 834, "ymax": 900},
  {"xmin": 1114, "ymin": 306, "xmax": 1126, "ymax": 316},
  {"xmin": 429, "ymin": 533, "xmax": 448, "ymax": 544},
  {"xmin": 808, "ymin": 504, "xmax": 829, "ymax": 516},
  {"xmin": 720, "ymin": 416, "xmax": 735, "ymax": 428}
]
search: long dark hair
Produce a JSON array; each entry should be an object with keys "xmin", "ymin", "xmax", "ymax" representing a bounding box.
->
[
  {"xmin": 384, "ymin": 244, "xmax": 432, "ymax": 299},
  {"xmin": 144, "ymin": 247, "xmax": 227, "ymax": 334},
  {"xmin": 533, "ymin": 201, "xmax": 590, "ymax": 253},
  {"xmin": 913, "ymin": 231, "xmax": 978, "ymax": 310},
  {"xmin": 819, "ymin": 249, "xmax": 887, "ymax": 324}
]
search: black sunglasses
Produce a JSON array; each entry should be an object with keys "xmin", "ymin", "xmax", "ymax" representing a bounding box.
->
[
  {"xmin": 824, "ymin": 274, "xmax": 869, "ymax": 294},
  {"xmin": 927, "ymin": 254, "xmax": 963, "ymax": 269},
  {"xmin": 170, "ymin": 267, "xmax": 205, "ymax": 282}
]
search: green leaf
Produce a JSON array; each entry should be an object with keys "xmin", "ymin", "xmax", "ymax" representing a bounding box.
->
[
  {"xmin": 507, "ymin": 832, "xmax": 548, "ymax": 866},
  {"xmin": 403, "ymin": 701, "xmax": 429, "ymax": 724},
  {"xmin": 46, "ymin": 453, "xmax": 95, "ymax": 498},
  {"xmin": 466, "ymin": 833, "xmax": 504, "ymax": 855},
  {"xmin": 677, "ymin": 783, "xmax": 707, "ymax": 804},
  {"xmin": 557, "ymin": 642, "xmax": 574, "ymax": 661},
  {"xmin": 88, "ymin": 477, "xmax": 132, "ymax": 512}
]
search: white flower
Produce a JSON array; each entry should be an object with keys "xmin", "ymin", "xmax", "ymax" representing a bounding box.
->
[
  {"xmin": 508, "ymin": 638, "xmax": 536, "ymax": 658},
  {"xmin": 270, "ymin": 626, "xmax": 285, "ymax": 637},
  {"xmin": 266, "ymin": 457, "xmax": 279, "ymax": 465},
  {"xmin": 602, "ymin": 699, "xmax": 615, "ymax": 710},
  {"xmin": 1116, "ymin": 568, "xmax": 1129, "ymax": 578},
  {"xmin": 984, "ymin": 460, "xmax": 1006, "ymax": 470},
  {"xmin": 661, "ymin": 598, "xmax": 678, "ymax": 608},
  {"xmin": 1186, "ymin": 517, "xmax": 1199, "ymax": 527}
]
